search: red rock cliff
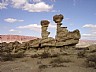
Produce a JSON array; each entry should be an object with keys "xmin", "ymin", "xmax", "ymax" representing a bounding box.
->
[{"xmin": 0, "ymin": 35, "xmax": 38, "ymax": 43}]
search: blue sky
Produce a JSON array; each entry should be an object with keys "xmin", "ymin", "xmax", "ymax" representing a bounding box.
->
[{"xmin": 0, "ymin": 0, "xmax": 96, "ymax": 40}]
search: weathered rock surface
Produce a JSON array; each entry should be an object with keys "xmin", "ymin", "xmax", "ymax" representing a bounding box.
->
[
  {"xmin": 41, "ymin": 37, "xmax": 55, "ymax": 47},
  {"xmin": 87, "ymin": 44, "xmax": 96, "ymax": 52},
  {"xmin": 40, "ymin": 20, "xmax": 56, "ymax": 47},
  {"xmin": 53, "ymin": 14, "xmax": 81, "ymax": 46},
  {"xmin": 0, "ymin": 14, "xmax": 81, "ymax": 54},
  {"xmin": 41, "ymin": 20, "xmax": 50, "ymax": 39},
  {"xmin": 29, "ymin": 38, "xmax": 41, "ymax": 48},
  {"xmin": 30, "ymin": 14, "xmax": 81, "ymax": 48}
]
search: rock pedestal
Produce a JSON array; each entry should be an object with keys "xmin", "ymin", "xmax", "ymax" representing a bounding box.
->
[
  {"xmin": 29, "ymin": 14, "xmax": 81, "ymax": 48},
  {"xmin": 41, "ymin": 20, "xmax": 50, "ymax": 39},
  {"xmin": 41, "ymin": 20, "xmax": 55, "ymax": 47},
  {"xmin": 53, "ymin": 14, "xmax": 81, "ymax": 46}
]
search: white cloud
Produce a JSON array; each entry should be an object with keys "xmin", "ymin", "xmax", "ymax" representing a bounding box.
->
[
  {"xmin": 22, "ymin": 2, "xmax": 53, "ymax": 12},
  {"xmin": 18, "ymin": 20, "xmax": 24, "ymax": 22},
  {"xmin": 82, "ymin": 24, "xmax": 96, "ymax": 39},
  {"xmin": 82, "ymin": 33, "xmax": 96, "ymax": 39},
  {"xmin": 18, "ymin": 24, "xmax": 41, "ymax": 32},
  {"xmin": 82, "ymin": 24, "xmax": 96, "ymax": 34},
  {"xmin": 33, "ymin": 0, "xmax": 42, "ymax": 3},
  {"xmin": 83, "ymin": 24, "xmax": 96, "ymax": 28},
  {"xmin": 17, "ymin": 23, "xmax": 56, "ymax": 32},
  {"xmin": 49, "ymin": 24, "xmax": 56, "ymax": 28},
  {"xmin": 11, "ymin": 0, "xmax": 27, "ymax": 8},
  {"xmin": 93, "ymin": 32, "xmax": 96, "ymax": 34},
  {"xmin": 0, "ymin": 3, "xmax": 8, "ymax": 9},
  {"xmin": 82, "ymin": 34, "xmax": 92, "ymax": 37},
  {"xmin": 18, "ymin": 24, "xmax": 41, "ymax": 29},
  {"xmin": 4, "ymin": 18, "xmax": 24, "ymax": 23},
  {"xmin": 9, "ymin": 29, "xmax": 21, "ymax": 33},
  {"xmin": 33, "ymin": 0, "xmax": 56, "ymax": 3},
  {"xmin": 0, "ymin": 0, "xmax": 54, "ymax": 12},
  {"xmin": 10, "ymin": 0, "xmax": 53, "ymax": 12},
  {"xmin": 64, "ymin": 18, "xmax": 71, "ymax": 21},
  {"xmin": 51, "ymin": 0, "xmax": 56, "ymax": 2}
]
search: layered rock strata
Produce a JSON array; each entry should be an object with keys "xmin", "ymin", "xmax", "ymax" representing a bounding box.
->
[
  {"xmin": 53, "ymin": 14, "xmax": 81, "ymax": 46},
  {"xmin": 27, "ymin": 14, "xmax": 81, "ymax": 48}
]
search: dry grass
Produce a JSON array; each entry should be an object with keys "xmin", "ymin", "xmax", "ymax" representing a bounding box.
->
[{"xmin": 50, "ymin": 56, "xmax": 71, "ymax": 64}]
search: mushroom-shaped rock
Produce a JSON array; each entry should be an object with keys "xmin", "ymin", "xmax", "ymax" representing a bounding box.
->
[
  {"xmin": 41, "ymin": 20, "xmax": 50, "ymax": 27},
  {"xmin": 53, "ymin": 14, "xmax": 64, "ymax": 23}
]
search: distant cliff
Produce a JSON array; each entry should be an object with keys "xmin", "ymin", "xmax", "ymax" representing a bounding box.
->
[
  {"xmin": 77, "ymin": 40, "xmax": 96, "ymax": 47},
  {"xmin": 0, "ymin": 35, "xmax": 38, "ymax": 43}
]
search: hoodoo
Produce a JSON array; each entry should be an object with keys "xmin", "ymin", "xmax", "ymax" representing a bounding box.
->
[{"xmin": 31, "ymin": 14, "xmax": 81, "ymax": 48}]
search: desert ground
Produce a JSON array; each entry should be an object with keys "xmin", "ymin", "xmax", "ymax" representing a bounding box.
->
[{"xmin": 0, "ymin": 43, "xmax": 96, "ymax": 72}]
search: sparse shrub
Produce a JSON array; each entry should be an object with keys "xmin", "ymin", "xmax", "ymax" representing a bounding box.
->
[
  {"xmin": 40, "ymin": 52, "xmax": 51, "ymax": 59},
  {"xmin": 85, "ymin": 54, "xmax": 96, "ymax": 68},
  {"xmin": 87, "ymin": 54, "xmax": 96, "ymax": 63},
  {"xmin": 50, "ymin": 53, "xmax": 59, "ymax": 58},
  {"xmin": 61, "ymin": 52, "xmax": 69, "ymax": 56},
  {"xmin": 77, "ymin": 50, "xmax": 86, "ymax": 58},
  {"xmin": 51, "ymin": 63, "xmax": 67, "ymax": 67},
  {"xmin": 50, "ymin": 56, "xmax": 71, "ymax": 64},
  {"xmin": 87, "ymin": 44, "xmax": 96, "ymax": 53},
  {"xmin": 37, "ymin": 60, "xmax": 42, "ymax": 64},
  {"xmin": 38, "ymin": 64, "xmax": 48, "ymax": 69},
  {"xmin": 75, "ymin": 47, "xmax": 89, "ymax": 50},
  {"xmin": 12, "ymin": 52, "xmax": 25, "ymax": 58},
  {"xmin": 21, "ymin": 59, "xmax": 28, "ymax": 62},
  {"xmin": 31, "ymin": 54, "xmax": 39, "ymax": 58},
  {"xmin": 31, "ymin": 52, "xmax": 51, "ymax": 59},
  {"xmin": 0, "ymin": 51, "xmax": 25, "ymax": 62},
  {"xmin": 89, "ymin": 49, "xmax": 96, "ymax": 53},
  {"xmin": 0, "ymin": 53, "xmax": 13, "ymax": 61},
  {"xmin": 86, "ymin": 61, "xmax": 96, "ymax": 68}
]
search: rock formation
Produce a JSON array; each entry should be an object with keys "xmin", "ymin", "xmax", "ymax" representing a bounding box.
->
[
  {"xmin": 41, "ymin": 20, "xmax": 55, "ymax": 47},
  {"xmin": 53, "ymin": 14, "xmax": 81, "ymax": 47},
  {"xmin": 0, "ymin": 14, "xmax": 81, "ymax": 54},
  {"xmin": 41, "ymin": 20, "xmax": 50, "ymax": 39},
  {"xmin": 30, "ymin": 14, "xmax": 81, "ymax": 48}
]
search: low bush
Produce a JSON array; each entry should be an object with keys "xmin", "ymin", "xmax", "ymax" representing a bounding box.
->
[
  {"xmin": 51, "ymin": 63, "xmax": 67, "ymax": 67},
  {"xmin": 50, "ymin": 53, "xmax": 59, "ymax": 58},
  {"xmin": 50, "ymin": 56, "xmax": 71, "ymax": 64},
  {"xmin": 85, "ymin": 54, "xmax": 96, "ymax": 69},
  {"xmin": 77, "ymin": 50, "xmax": 86, "ymax": 58},
  {"xmin": 0, "ymin": 53, "xmax": 13, "ymax": 61},
  {"xmin": 38, "ymin": 64, "xmax": 48, "ymax": 69},
  {"xmin": 0, "ymin": 52, "xmax": 25, "ymax": 62},
  {"xmin": 12, "ymin": 52, "xmax": 25, "ymax": 58},
  {"xmin": 31, "ymin": 54, "xmax": 39, "ymax": 58},
  {"xmin": 40, "ymin": 52, "xmax": 51, "ymax": 59}
]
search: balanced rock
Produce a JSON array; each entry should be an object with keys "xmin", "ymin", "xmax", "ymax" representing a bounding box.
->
[{"xmin": 53, "ymin": 14, "xmax": 81, "ymax": 46}]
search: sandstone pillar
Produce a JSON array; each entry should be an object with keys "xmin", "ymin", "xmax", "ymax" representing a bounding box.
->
[
  {"xmin": 53, "ymin": 14, "xmax": 80, "ymax": 46},
  {"xmin": 53, "ymin": 14, "xmax": 63, "ymax": 39},
  {"xmin": 41, "ymin": 20, "xmax": 50, "ymax": 39}
]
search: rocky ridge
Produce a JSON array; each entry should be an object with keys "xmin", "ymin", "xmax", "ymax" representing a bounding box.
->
[{"xmin": 0, "ymin": 35, "xmax": 38, "ymax": 43}]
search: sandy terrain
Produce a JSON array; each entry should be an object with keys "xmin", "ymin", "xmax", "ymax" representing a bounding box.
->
[{"xmin": 0, "ymin": 48, "xmax": 96, "ymax": 72}]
